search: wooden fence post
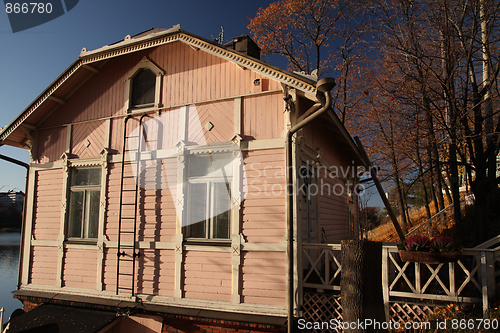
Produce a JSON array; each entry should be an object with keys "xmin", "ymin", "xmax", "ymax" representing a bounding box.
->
[
  {"xmin": 481, "ymin": 251, "xmax": 489, "ymax": 317},
  {"xmin": 382, "ymin": 246, "xmax": 390, "ymax": 321}
]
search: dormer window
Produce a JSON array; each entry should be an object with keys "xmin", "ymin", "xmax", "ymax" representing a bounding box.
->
[
  {"xmin": 131, "ymin": 68, "xmax": 156, "ymax": 107},
  {"xmin": 126, "ymin": 57, "xmax": 164, "ymax": 112}
]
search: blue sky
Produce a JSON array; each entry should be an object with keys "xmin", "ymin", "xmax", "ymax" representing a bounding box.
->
[{"xmin": 0, "ymin": 0, "xmax": 277, "ymax": 192}]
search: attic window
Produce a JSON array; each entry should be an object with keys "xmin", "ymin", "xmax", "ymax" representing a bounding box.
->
[
  {"xmin": 131, "ymin": 69, "xmax": 156, "ymax": 107},
  {"xmin": 126, "ymin": 56, "xmax": 164, "ymax": 112}
]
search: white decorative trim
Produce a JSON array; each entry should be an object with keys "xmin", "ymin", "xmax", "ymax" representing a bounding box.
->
[
  {"xmin": 125, "ymin": 56, "xmax": 164, "ymax": 113},
  {"xmin": 31, "ymin": 240, "xmax": 58, "ymax": 247},
  {"xmin": 68, "ymin": 157, "xmax": 103, "ymax": 167},
  {"xmin": 30, "ymin": 160, "xmax": 64, "ymax": 170},
  {"xmin": 234, "ymin": 97, "xmax": 242, "ymax": 136},
  {"xmin": 97, "ymin": 148, "xmax": 110, "ymax": 291},
  {"xmin": 231, "ymin": 146, "xmax": 243, "ymax": 304},
  {"xmin": 240, "ymin": 138, "xmax": 285, "ymax": 151},
  {"xmin": 57, "ymin": 153, "xmax": 71, "ymax": 287},
  {"xmin": 21, "ymin": 167, "xmax": 36, "ymax": 286},
  {"xmin": 242, "ymin": 243, "xmax": 287, "ymax": 252},
  {"xmin": 174, "ymin": 127, "xmax": 186, "ymax": 300}
]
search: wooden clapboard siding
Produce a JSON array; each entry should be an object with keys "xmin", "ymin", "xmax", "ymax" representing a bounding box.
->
[
  {"xmin": 158, "ymin": 108, "xmax": 182, "ymax": 150},
  {"xmin": 242, "ymin": 92, "xmax": 284, "ymax": 140},
  {"xmin": 158, "ymin": 42, "xmax": 282, "ymax": 107},
  {"xmin": 135, "ymin": 249, "xmax": 175, "ymax": 297},
  {"xmin": 182, "ymin": 251, "xmax": 232, "ymax": 302},
  {"xmin": 35, "ymin": 41, "xmax": 286, "ymax": 160},
  {"xmin": 106, "ymin": 162, "xmax": 176, "ymax": 243},
  {"xmin": 39, "ymin": 41, "xmax": 282, "ymax": 131},
  {"xmin": 317, "ymin": 168, "xmax": 350, "ymax": 242},
  {"xmin": 32, "ymin": 169, "xmax": 63, "ymax": 240},
  {"xmin": 37, "ymin": 127, "xmax": 66, "ymax": 163},
  {"xmin": 71, "ymin": 120, "xmax": 106, "ymax": 158},
  {"xmin": 110, "ymin": 116, "xmax": 125, "ymax": 154},
  {"xmin": 40, "ymin": 49, "xmax": 152, "ymax": 128},
  {"xmin": 102, "ymin": 247, "xmax": 123, "ymax": 292},
  {"xmin": 30, "ymin": 246, "xmax": 58, "ymax": 285},
  {"xmin": 188, "ymin": 100, "xmax": 234, "ymax": 144},
  {"xmin": 111, "ymin": 112, "xmax": 174, "ymax": 155},
  {"xmin": 303, "ymin": 122, "xmax": 350, "ymax": 169},
  {"xmin": 62, "ymin": 248, "xmax": 97, "ymax": 289},
  {"xmin": 241, "ymin": 251, "xmax": 286, "ymax": 306},
  {"xmin": 242, "ymin": 149, "xmax": 286, "ymax": 243}
]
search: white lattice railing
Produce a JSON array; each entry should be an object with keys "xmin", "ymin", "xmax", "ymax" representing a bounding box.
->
[
  {"xmin": 301, "ymin": 243, "xmax": 342, "ymax": 292},
  {"xmin": 382, "ymin": 244, "xmax": 500, "ymax": 319},
  {"xmin": 300, "ymin": 241, "xmax": 500, "ymax": 320}
]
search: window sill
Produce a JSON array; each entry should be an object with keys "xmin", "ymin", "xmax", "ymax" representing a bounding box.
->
[
  {"xmin": 64, "ymin": 238, "xmax": 98, "ymax": 246},
  {"xmin": 127, "ymin": 104, "xmax": 159, "ymax": 114},
  {"xmin": 183, "ymin": 239, "xmax": 231, "ymax": 247}
]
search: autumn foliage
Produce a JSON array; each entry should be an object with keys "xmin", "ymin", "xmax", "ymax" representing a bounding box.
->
[{"xmin": 249, "ymin": 0, "xmax": 500, "ymax": 245}]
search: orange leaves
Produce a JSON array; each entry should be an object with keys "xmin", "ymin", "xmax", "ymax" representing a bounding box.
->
[{"xmin": 247, "ymin": 0, "xmax": 348, "ymax": 76}]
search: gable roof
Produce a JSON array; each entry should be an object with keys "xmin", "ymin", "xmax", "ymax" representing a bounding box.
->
[{"xmin": 0, "ymin": 24, "xmax": 320, "ymax": 149}]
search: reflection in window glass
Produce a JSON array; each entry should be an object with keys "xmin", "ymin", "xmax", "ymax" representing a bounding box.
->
[
  {"xmin": 212, "ymin": 182, "xmax": 231, "ymax": 239},
  {"xmin": 183, "ymin": 153, "xmax": 232, "ymax": 240},
  {"xmin": 71, "ymin": 168, "xmax": 101, "ymax": 186},
  {"xmin": 67, "ymin": 168, "xmax": 101, "ymax": 240},
  {"xmin": 68, "ymin": 191, "xmax": 83, "ymax": 238},
  {"xmin": 187, "ymin": 153, "xmax": 233, "ymax": 178},
  {"xmin": 87, "ymin": 190, "xmax": 100, "ymax": 238},
  {"xmin": 185, "ymin": 183, "xmax": 207, "ymax": 238}
]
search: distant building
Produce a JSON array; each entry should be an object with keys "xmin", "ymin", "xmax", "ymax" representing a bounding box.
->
[{"xmin": 0, "ymin": 191, "xmax": 24, "ymax": 212}]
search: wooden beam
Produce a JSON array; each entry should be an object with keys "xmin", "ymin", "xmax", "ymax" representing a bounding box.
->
[
  {"xmin": 19, "ymin": 125, "xmax": 35, "ymax": 143},
  {"xmin": 36, "ymin": 60, "xmax": 108, "ymax": 128},
  {"xmin": 21, "ymin": 123, "xmax": 36, "ymax": 130},
  {"xmin": 82, "ymin": 64, "xmax": 99, "ymax": 73},
  {"xmin": 48, "ymin": 96, "xmax": 66, "ymax": 105}
]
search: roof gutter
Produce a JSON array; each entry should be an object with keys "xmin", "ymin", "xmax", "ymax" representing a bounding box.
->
[{"xmin": 286, "ymin": 77, "xmax": 335, "ymax": 333}]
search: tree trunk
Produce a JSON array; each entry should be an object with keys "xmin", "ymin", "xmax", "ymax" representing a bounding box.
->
[
  {"xmin": 423, "ymin": 99, "xmax": 445, "ymax": 211},
  {"xmin": 341, "ymin": 240, "xmax": 386, "ymax": 332},
  {"xmin": 394, "ymin": 178, "xmax": 408, "ymax": 234},
  {"xmin": 427, "ymin": 146, "xmax": 439, "ymax": 215},
  {"xmin": 416, "ymin": 140, "xmax": 432, "ymax": 219}
]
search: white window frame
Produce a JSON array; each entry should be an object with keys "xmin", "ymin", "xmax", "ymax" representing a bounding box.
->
[
  {"xmin": 185, "ymin": 177, "xmax": 232, "ymax": 240},
  {"xmin": 182, "ymin": 148, "xmax": 235, "ymax": 242},
  {"xmin": 66, "ymin": 167, "xmax": 102, "ymax": 240},
  {"xmin": 125, "ymin": 56, "xmax": 164, "ymax": 113}
]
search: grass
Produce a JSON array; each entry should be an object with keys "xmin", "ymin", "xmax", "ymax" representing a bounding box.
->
[{"xmin": 368, "ymin": 199, "xmax": 455, "ymax": 242}]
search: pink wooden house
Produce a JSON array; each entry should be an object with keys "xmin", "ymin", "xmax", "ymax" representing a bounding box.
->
[{"xmin": 0, "ymin": 25, "xmax": 362, "ymax": 332}]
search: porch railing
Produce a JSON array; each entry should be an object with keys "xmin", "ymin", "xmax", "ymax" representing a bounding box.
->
[{"xmin": 300, "ymin": 241, "xmax": 500, "ymax": 319}]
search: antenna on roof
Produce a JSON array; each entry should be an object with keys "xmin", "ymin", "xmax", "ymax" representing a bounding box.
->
[{"xmin": 213, "ymin": 26, "xmax": 224, "ymax": 45}]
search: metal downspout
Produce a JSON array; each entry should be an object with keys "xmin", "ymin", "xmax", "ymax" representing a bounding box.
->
[
  {"xmin": 0, "ymin": 153, "xmax": 30, "ymax": 291},
  {"xmin": 286, "ymin": 77, "xmax": 335, "ymax": 333}
]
